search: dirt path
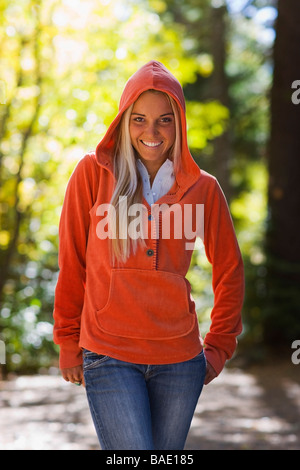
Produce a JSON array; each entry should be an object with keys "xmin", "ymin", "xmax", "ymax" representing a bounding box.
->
[{"xmin": 0, "ymin": 360, "xmax": 299, "ymax": 450}]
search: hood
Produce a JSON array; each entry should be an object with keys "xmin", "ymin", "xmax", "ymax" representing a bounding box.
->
[{"xmin": 95, "ymin": 60, "xmax": 200, "ymax": 193}]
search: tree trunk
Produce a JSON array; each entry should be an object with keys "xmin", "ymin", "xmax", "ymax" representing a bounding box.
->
[
  {"xmin": 264, "ymin": 0, "xmax": 300, "ymax": 345},
  {"xmin": 0, "ymin": 11, "xmax": 42, "ymax": 307},
  {"xmin": 210, "ymin": 5, "xmax": 232, "ymax": 201}
]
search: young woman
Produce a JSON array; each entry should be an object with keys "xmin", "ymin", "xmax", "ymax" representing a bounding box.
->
[{"xmin": 53, "ymin": 60, "xmax": 244, "ymax": 450}]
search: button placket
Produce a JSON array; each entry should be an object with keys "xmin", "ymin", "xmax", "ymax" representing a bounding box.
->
[{"xmin": 146, "ymin": 206, "xmax": 157, "ymax": 267}]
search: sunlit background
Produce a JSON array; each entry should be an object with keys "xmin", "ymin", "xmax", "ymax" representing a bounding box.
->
[
  {"xmin": 0, "ymin": 0, "xmax": 292, "ymax": 374},
  {"xmin": 2, "ymin": 0, "xmax": 300, "ymax": 452}
]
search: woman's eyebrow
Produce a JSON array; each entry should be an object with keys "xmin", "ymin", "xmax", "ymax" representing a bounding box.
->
[{"xmin": 131, "ymin": 112, "xmax": 174, "ymax": 116}]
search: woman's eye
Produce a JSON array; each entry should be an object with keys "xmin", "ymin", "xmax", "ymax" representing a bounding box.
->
[
  {"xmin": 132, "ymin": 117, "xmax": 144, "ymax": 123},
  {"xmin": 160, "ymin": 117, "xmax": 172, "ymax": 123}
]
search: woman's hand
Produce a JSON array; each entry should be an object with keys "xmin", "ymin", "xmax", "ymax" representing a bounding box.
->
[
  {"xmin": 61, "ymin": 365, "xmax": 85, "ymax": 387},
  {"xmin": 204, "ymin": 361, "xmax": 217, "ymax": 385}
]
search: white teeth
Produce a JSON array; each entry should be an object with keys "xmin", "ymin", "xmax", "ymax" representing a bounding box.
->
[{"xmin": 141, "ymin": 141, "xmax": 162, "ymax": 147}]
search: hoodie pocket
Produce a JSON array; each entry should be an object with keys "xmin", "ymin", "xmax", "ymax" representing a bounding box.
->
[{"xmin": 96, "ymin": 269, "xmax": 195, "ymax": 340}]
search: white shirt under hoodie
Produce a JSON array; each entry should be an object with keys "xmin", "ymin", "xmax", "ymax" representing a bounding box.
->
[{"xmin": 137, "ymin": 158, "xmax": 175, "ymax": 205}]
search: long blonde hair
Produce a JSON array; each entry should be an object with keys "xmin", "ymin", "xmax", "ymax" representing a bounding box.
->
[{"xmin": 109, "ymin": 90, "xmax": 181, "ymax": 263}]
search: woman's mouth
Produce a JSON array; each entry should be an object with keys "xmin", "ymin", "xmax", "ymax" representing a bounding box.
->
[{"xmin": 141, "ymin": 140, "xmax": 163, "ymax": 148}]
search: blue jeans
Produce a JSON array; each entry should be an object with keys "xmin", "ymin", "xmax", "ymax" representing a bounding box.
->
[{"xmin": 83, "ymin": 349, "xmax": 206, "ymax": 450}]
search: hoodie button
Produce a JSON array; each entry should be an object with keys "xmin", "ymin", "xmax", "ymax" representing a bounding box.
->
[{"xmin": 146, "ymin": 249, "xmax": 154, "ymax": 257}]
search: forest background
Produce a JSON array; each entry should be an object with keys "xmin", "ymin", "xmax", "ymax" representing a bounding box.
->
[{"xmin": 0, "ymin": 0, "xmax": 299, "ymax": 374}]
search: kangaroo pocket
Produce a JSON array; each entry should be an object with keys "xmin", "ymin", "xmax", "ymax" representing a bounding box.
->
[{"xmin": 96, "ymin": 269, "xmax": 195, "ymax": 340}]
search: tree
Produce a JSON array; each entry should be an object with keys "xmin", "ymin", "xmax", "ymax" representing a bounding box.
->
[
  {"xmin": 263, "ymin": 0, "xmax": 300, "ymax": 345},
  {"xmin": 208, "ymin": 4, "xmax": 231, "ymax": 200}
]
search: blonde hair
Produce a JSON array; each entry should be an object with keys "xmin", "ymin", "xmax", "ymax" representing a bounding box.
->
[{"xmin": 109, "ymin": 90, "xmax": 181, "ymax": 263}]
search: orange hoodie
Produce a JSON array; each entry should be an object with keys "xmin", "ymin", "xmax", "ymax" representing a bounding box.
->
[{"xmin": 53, "ymin": 60, "xmax": 244, "ymax": 376}]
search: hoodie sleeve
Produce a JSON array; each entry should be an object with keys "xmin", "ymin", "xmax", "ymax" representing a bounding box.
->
[
  {"xmin": 53, "ymin": 153, "xmax": 99, "ymax": 369},
  {"xmin": 203, "ymin": 178, "xmax": 244, "ymax": 376}
]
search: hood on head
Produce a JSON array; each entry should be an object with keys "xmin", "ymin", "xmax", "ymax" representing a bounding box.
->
[{"xmin": 95, "ymin": 60, "xmax": 200, "ymax": 189}]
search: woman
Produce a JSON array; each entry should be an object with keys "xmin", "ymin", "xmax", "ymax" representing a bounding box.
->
[{"xmin": 53, "ymin": 60, "xmax": 244, "ymax": 450}]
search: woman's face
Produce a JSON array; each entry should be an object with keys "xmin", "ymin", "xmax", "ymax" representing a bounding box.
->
[{"xmin": 129, "ymin": 91, "xmax": 176, "ymax": 170}]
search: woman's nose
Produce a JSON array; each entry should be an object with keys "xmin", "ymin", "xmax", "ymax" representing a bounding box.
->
[{"xmin": 145, "ymin": 122, "xmax": 159, "ymax": 137}]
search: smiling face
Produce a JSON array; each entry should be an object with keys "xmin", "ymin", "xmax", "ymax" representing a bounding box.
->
[{"xmin": 129, "ymin": 91, "xmax": 176, "ymax": 177}]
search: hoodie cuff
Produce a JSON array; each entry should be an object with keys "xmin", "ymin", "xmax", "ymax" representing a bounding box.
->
[
  {"xmin": 204, "ymin": 345, "xmax": 228, "ymax": 377},
  {"xmin": 58, "ymin": 340, "xmax": 83, "ymax": 370}
]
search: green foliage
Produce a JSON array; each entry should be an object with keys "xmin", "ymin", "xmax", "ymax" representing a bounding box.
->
[
  {"xmin": 187, "ymin": 100, "xmax": 229, "ymax": 150},
  {"xmin": 0, "ymin": 0, "xmax": 280, "ymax": 372},
  {"xmin": 0, "ymin": 0, "xmax": 234, "ymax": 373},
  {"xmin": 186, "ymin": 240, "xmax": 213, "ymax": 339}
]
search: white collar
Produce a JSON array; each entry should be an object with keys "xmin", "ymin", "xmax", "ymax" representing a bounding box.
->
[{"xmin": 137, "ymin": 159, "xmax": 175, "ymax": 204}]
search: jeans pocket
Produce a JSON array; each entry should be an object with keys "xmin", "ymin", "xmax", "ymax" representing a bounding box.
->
[{"xmin": 83, "ymin": 349, "xmax": 110, "ymax": 371}]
